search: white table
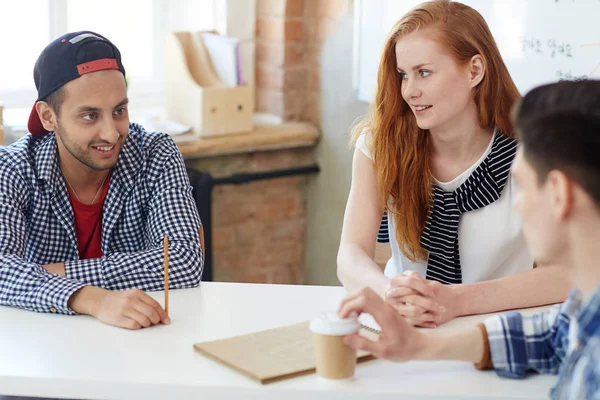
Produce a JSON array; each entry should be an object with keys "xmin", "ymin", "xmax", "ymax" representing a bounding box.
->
[{"xmin": 0, "ymin": 282, "xmax": 555, "ymax": 400}]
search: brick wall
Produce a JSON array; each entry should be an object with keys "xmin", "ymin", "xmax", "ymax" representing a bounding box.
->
[
  {"xmin": 255, "ymin": 0, "xmax": 351, "ymax": 127},
  {"xmin": 187, "ymin": 147, "xmax": 316, "ymax": 284}
]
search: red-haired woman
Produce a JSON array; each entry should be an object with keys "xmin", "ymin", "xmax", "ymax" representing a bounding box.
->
[{"xmin": 337, "ymin": 0, "xmax": 570, "ymax": 327}]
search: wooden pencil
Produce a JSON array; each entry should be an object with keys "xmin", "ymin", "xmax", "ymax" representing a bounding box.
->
[
  {"xmin": 163, "ymin": 234, "xmax": 169, "ymax": 314},
  {"xmin": 199, "ymin": 225, "xmax": 205, "ymax": 255}
]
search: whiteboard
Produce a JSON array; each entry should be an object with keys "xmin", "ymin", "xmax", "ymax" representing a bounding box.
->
[{"xmin": 353, "ymin": 0, "xmax": 600, "ymax": 102}]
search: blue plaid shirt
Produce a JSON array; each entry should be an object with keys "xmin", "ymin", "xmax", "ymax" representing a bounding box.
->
[
  {"xmin": 485, "ymin": 286, "xmax": 600, "ymax": 399},
  {"xmin": 0, "ymin": 123, "xmax": 203, "ymax": 315}
]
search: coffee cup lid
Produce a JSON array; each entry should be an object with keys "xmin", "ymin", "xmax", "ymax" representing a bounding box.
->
[{"xmin": 309, "ymin": 312, "xmax": 361, "ymax": 336}]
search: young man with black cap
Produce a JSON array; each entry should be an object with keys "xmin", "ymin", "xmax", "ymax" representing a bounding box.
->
[
  {"xmin": 338, "ymin": 80, "xmax": 600, "ymax": 399},
  {"xmin": 0, "ymin": 31, "xmax": 203, "ymax": 330}
]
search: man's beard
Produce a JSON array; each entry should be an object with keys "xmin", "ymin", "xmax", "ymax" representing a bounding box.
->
[{"xmin": 55, "ymin": 122, "xmax": 120, "ymax": 171}]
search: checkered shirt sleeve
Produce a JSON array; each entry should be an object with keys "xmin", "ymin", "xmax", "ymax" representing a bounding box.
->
[
  {"xmin": 483, "ymin": 293, "xmax": 577, "ymax": 379},
  {"xmin": 0, "ymin": 152, "xmax": 87, "ymax": 314}
]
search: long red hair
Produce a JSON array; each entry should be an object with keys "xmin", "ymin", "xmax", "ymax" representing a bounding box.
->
[{"xmin": 352, "ymin": 0, "xmax": 520, "ymax": 262}]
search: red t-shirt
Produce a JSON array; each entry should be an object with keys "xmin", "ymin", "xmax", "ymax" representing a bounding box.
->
[{"xmin": 67, "ymin": 173, "xmax": 111, "ymax": 259}]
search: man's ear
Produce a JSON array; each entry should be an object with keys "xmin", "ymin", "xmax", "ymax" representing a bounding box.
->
[
  {"xmin": 35, "ymin": 102, "xmax": 57, "ymax": 132},
  {"xmin": 469, "ymin": 54, "xmax": 486, "ymax": 88},
  {"xmin": 547, "ymin": 170, "xmax": 574, "ymax": 221}
]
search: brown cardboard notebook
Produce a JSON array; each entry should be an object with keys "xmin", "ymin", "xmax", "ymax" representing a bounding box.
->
[{"xmin": 193, "ymin": 321, "xmax": 378, "ymax": 384}]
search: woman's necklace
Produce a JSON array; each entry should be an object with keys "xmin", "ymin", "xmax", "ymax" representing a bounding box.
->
[{"xmin": 64, "ymin": 173, "xmax": 109, "ymax": 205}]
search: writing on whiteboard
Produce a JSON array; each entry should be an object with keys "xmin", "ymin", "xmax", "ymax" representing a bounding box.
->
[
  {"xmin": 556, "ymin": 69, "xmax": 589, "ymax": 81},
  {"xmin": 522, "ymin": 37, "xmax": 574, "ymax": 58},
  {"xmin": 548, "ymin": 40, "xmax": 573, "ymax": 58}
]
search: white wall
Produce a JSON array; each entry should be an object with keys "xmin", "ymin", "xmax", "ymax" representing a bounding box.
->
[{"xmin": 304, "ymin": 8, "xmax": 369, "ymax": 286}]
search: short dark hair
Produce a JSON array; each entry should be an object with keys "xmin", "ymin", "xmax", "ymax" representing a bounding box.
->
[
  {"xmin": 512, "ymin": 81, "xmax": 600, "ymax": 207},
  {"xmin": 43, "ymin": 87, "xmax": 65, "ymax": 116}
]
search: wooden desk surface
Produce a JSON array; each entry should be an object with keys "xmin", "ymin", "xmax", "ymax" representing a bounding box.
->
[{"xmin": 176, "ymin": 121, "xmax": 320, "ymax": 159}]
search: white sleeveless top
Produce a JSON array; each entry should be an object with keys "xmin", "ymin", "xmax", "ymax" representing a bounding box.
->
[{"xmin": 356, "ymin": 133, "xmax": 533, "ymax": 283}]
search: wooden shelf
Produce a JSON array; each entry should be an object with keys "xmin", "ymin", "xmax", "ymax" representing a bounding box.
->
[{"xmin": 176, "ymin": 120, "xmax": 320, "ymax": 159}]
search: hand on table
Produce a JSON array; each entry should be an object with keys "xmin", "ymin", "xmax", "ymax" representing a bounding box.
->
[
  {"xmin": 69, "ymin": 286, "xmax": 171, "ymax": 330},
  {"xmin": 385, "ymin": 271, "xmax": 460, "ymax": 328},
  {"xmin": 337, "ymin": 287, "xmax": 427, "ymax": 361}
]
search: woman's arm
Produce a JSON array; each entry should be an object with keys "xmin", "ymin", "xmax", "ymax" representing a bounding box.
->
[
  {"xmin": 453, "ymin": 265, "xmax": 570, "ymax": 316},
  {"xmin": 337, "ymin": 149, "xmax": 389, "ymax": 297},
  {"xmin": 387, "ymin": 265, "xmax": 570, "ymax": 326}
]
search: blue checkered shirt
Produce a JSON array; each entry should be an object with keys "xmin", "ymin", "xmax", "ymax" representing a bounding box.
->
[
  {"xmin": 485, "ymin": 286, "xmax": 600, "ymax": 399},
  {"xmin": 0, "ymin": 123, "xmax": 203, "ymax": 315}
]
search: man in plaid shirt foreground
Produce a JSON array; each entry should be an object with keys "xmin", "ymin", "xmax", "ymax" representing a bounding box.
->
[
  {"xmin": 0, "ymin": 31, "xmax": 203, "ymax": 329},
  {"xmin": 338, "ymin": 80, "xmax": 600, "ymax": 399}
]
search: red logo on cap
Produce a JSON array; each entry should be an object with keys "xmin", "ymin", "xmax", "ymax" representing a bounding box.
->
[{"xmin": 77, "ymin": 58, "xmax": 119, "ymax": 75}]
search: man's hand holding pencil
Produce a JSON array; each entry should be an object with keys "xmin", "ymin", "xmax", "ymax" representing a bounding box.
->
[
  {"xmin": 68, "ymin": 286, "xmax": 171, "ymax": 330},
  {"xmin": 64, "ymin": 235, "xmax": 173, "ymax": 330}
]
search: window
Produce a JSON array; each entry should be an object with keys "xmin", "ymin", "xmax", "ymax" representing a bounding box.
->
[
  {"xmin": 0, "ymin": 0, "xmax": 219, "ymax": 111},
  {"xmin": 0, "ymin": 0, "xmax": 51, "ymax": 108}
]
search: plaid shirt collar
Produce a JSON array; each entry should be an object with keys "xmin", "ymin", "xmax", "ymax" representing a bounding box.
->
[{"xmin": 35, "ymin": 123, "xmax": 144, "ymax": 194}]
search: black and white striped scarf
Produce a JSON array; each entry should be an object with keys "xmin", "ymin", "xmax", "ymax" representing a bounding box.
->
[{"xmin": 419, "ymin": 133, "xmax": 518, "ymax": 285}]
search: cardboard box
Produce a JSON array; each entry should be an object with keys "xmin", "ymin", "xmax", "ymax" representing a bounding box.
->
[{"xmin": 165, "ymin": 31, "xmax": 254, "ymax": 137}]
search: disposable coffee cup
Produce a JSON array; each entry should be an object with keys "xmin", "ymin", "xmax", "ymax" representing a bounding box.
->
[{"xmin": 309, "ymin": 312, "xmax": 361, "ymax": 380}]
